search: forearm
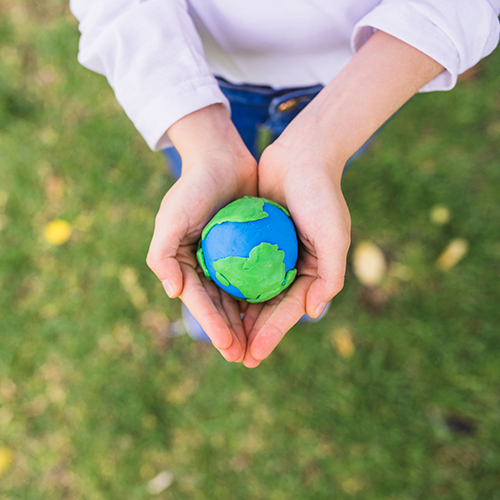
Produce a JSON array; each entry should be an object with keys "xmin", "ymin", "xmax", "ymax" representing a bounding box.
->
[
  {"xmin": 275, "ymin": 30, "xmax": 444, "ymax": 172},
  {"xmin": 167, "ymin": 104, "xmax": 256, "ymax": 177}
]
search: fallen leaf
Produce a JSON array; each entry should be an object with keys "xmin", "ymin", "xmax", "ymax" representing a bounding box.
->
[
  {"xmin": 43, "ymin": 219, "xmax": 72, "ymax": 245},
  {"xmin": 352, "ymin": 241, "xmax": 387, "ymax": 286},
  {"xmin": 331, "ymin": 328, "xmax": 355, "ymax": 358},
  {"xmin": 436, "ymin": 238, "xmax": 469, "ymax": 271},
  {"xmin": 430, "ymin": 204, "xmax": 451, "ymax": 225},
  {"xmin": 0, "ymin": 447, "xmax": 13, "ymax": 477},
  {"xmin": 147, "ymin": 471, "xmax": 174, "ymax": 495}
]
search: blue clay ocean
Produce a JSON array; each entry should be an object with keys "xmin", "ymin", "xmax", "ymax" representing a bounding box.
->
[{"xmin": 197, "ymin": 197, "xmax": 298, "ymax": 302}]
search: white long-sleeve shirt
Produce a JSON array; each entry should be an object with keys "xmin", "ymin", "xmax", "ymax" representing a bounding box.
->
[{"xmin": 70, "ymin": 0, "xmax": 500, "ymax": 151}]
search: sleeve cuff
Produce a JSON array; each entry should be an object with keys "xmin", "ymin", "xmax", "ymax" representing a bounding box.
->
[
  {"xmin": 124, "ymin": 77, "xmax": 230, "ymax": 151},
  {"xmin": 351, "ymin": 3, "xmax": 459, "ymax": 92},
  {"xmin": 76, "ymin": 0, "xmax": 230, "ymax": 151}
]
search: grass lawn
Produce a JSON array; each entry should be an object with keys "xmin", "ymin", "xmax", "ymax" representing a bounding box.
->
[{"xmin": 1, "ymin": 2, "xmax": 500, "ymax": 499}]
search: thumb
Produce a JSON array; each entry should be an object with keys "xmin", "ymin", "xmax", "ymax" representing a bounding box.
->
[{"xmin": 304, "ymin": 226, "xmax": 350, "ymax": 319}]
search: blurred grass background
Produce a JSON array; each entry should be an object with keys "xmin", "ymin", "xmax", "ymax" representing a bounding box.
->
[{"xmin": 1, "ymin": 1, "xmax": 500, "ymax": 499}]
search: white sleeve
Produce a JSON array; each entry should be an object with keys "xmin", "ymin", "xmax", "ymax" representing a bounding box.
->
[
  {"xmin": 351, "ymin": 0, "xmax": 500, "ymax": 92},
  {"xmin": 69, "ymin": 0, "xmax": 230, "ymax": 151}
]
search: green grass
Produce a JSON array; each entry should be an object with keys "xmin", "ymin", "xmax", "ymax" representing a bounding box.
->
[{"xmin": 1, "ymin": 2, "xmax": 500, "ymax": 499}]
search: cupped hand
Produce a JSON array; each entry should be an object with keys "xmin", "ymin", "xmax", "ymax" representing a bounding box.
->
[
  {"xmin": 242, "ymin": 141, "xmax": 351, "ymax": 368},
  {"xmin": 146, "ymin": 105, "xmax": 257, "ymax": 362}
]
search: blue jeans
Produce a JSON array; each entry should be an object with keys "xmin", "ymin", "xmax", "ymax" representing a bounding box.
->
[
  {"xmin": 163, "ymin": 76, "xmax": 371, "ymax": 175},
  {"xmin": 163, "ymin": 76, "xmax": 324, "ymax": 175}
]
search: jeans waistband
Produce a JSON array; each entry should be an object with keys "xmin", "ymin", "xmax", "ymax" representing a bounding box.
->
[{"xmin": 215, "ymin": 75, "xmax": 323, "ymax": 115}]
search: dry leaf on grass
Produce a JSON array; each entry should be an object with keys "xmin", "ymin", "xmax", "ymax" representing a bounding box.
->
[
  {"xmin": 436, "ymin": 238, "xmax": 469, "ymax": 271},
  {"xmin": 147, "ymin": 470, "xmax": 174, "ymax": 495},
  {"xmin": 352, "ymin": 241, "xmax": 387, "ymax": 286},
  {"xmin": 331, "ymin": 328, "xmax": 355, "ymax": 358},
  {"xmin": 430, "ymin": 204, "xmax": 451, "ymax": 225},
  {"xmin": 0, "ymin": 447, "xmax": 13, "ymax": 477}
]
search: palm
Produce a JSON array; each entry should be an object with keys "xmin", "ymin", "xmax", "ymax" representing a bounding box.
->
[
  {"xmin": 148, "ymin": 161, "xmax": 257, "ymax": 362},
  {"xmin": 242, "ymin": 145, "xmax": 351, "ymax": 367}
]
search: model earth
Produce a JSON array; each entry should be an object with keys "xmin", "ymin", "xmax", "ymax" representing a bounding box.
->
[{"xmin": 197, "ymin": 196, "xmax": 298, "ymax": 303}]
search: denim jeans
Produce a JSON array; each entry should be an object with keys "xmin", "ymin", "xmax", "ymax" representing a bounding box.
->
[{"xmin": 162, "ymin": 76, "xmax": 324, "ymax": 177}]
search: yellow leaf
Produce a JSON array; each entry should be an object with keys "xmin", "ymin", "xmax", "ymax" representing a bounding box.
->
[
  {"xmin": 43, "ymin": 219, "xmax": 72, "ymax": 245},
  {"xmin": 430, "ymin": 204, "xmax": 451, "ymax": 225},
  {"xmin": 331, "ymin": 328, "xmax": 355, "ymax": 358},
  {"xmin": 0, "ymin": 447, "xmax": 13, "ymax": 477},
  {"xmin": 436, "ymin": 238, "xmax": 469, "ymax": 271},
  {"xmin": 352, "ymin": 241, "xmax": 387, "ymax": 286}
]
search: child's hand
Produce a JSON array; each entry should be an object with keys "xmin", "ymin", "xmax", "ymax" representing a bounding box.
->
[
  {"xmin": 242, "ymin": 140, "xmax": 351, "ymax": 368},
  {"xmin": 242, "ymin": 30, "xmax": 445, "ymax": 367},
  {"xmin": 146, "ymin": 105, "xmax": 257, "ymax": 362}
]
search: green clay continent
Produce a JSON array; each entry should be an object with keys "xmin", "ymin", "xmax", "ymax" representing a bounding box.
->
[
  {"xmin": 212, "ymin": 242, "xmax": 297, "ymax": 303},
  {"xmin": 202, "ymin": 197, "xmax": 267, "ymax": 240},
  {"xmin": 196, "ymin": 244, "xmax": 211, "ymax": 280},
  {"xmin": 201, "ymin": 196, "xmax": 290, "ymax": 240}
]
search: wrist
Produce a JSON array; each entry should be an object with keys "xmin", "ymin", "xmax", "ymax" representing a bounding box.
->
[
  {"xmin": 167, "ymin": 104, "xmax": 252, "ymax": 165},
  {"xmin": 269, "ymin": 121, "xmax": 348, "ymax": 185}
]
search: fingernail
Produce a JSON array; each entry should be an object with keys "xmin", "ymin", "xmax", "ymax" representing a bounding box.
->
[
  {"xmin": 162, "ymin": 279, "xmax": 174, "ymax": 298},
  {"xmin": 314, "ymin": 302, "xmax": 327, "ymax": 319}
]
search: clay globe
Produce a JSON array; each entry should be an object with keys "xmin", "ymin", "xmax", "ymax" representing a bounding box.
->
[{"xmin": 197, "ymin": 196, "xmax": 299, "ymax": 303}]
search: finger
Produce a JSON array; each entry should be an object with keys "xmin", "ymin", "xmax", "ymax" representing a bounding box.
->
[
  {"xmin": 146, "ymin": 200, "xmax": 189, "ymax": 298},
  {"xmin": 147, "ymin": 248, "xmax": 184, "ymax": 298},
  {"xmin": 220, "ymin": 293, "xmax": 248, "ymax": 363},
  {"xmin": 291, "ymin": 188, "xmax": 350, "ymax": 318},
  {"xmin": 200, "ymin": 278, "xmax": 247, "ymax": 362},
  {"xmin": 242, "ymin": 300, "xmax": 276, "ymax": 368},
  {"xmin": 241, "ymin": 301, "xmax": 270, "ymax": 368},
  {"xmin": 179, "ymin": 263, "xmax": 242, "ymax": 357},
  {"xmin": 243, "ymin": 355, "xmax": 261, "ymax": 369},
  {"xmin": 244, "ymin": 275, "xmax": 314, "ymax": 364},
  {"xmin": 241, "ymin": 301, "xmax": 266, "ymax": 337},
  {"xmin": 304, "ymin": 230, "xmax": 349, "ymax": 318},
  {"xmin": 238, "ymin": 301, "xmax": 250, "ymax": 315}
]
